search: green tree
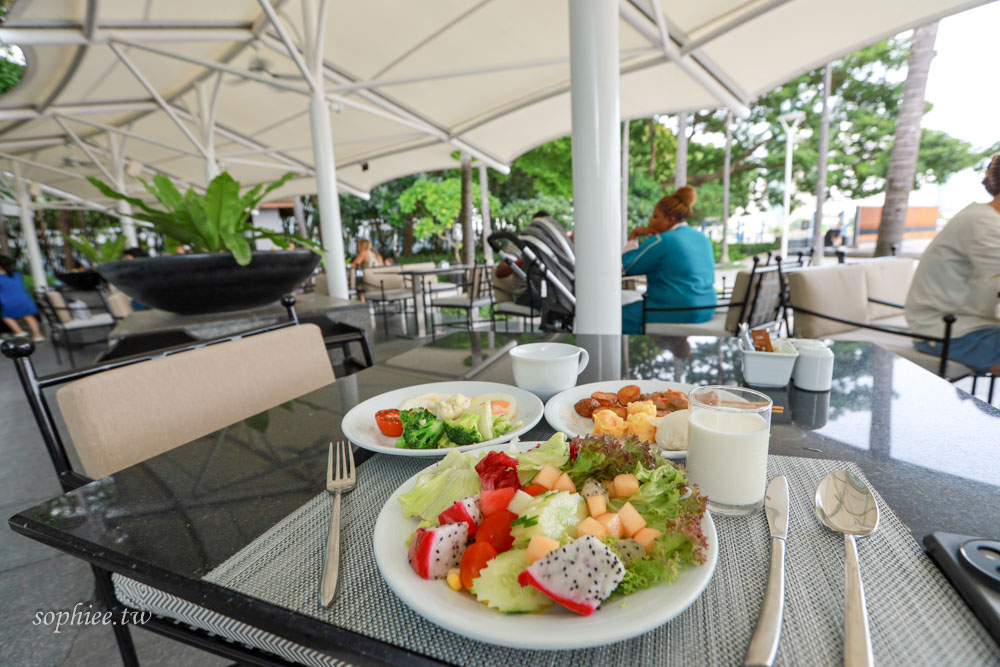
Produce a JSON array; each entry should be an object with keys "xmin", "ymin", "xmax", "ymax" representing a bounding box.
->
[
  {"xmin": 0, "ymin": 45, "xmax": 25, "ymax": 96},
  {"xmin": 398, "ymin": 176, "xmax": 499, "ymax": 261}
]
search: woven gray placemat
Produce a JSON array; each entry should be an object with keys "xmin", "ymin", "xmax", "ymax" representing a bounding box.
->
[{"xmin": 205, "ymin": 455, "xmax": 1000, "ymax": 665}]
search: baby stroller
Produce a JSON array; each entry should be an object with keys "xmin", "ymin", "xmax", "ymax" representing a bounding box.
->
[{"xmin": 487, "ymin": 216, "xmax": 576, "ymax": 331}]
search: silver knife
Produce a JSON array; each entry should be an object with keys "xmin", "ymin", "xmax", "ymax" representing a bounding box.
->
[{"xmin": 744, "ymin": 475, "xmax": 790, "ymax": 667}]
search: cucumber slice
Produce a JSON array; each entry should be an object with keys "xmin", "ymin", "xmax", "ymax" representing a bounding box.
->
[
  {"xmin": 470, "ymin": 549, "xmax": 552, "ymax": 613},
  {"xmin": 510, "ymin": 491, "xmax": 587, "ymax": 545}
]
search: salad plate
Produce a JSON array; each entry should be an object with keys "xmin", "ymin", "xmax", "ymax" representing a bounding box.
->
[
  {"xmin": 545, "ymin": 380, "xmax": 695, "ymax": 459},
  {"xmin": 372, "ymin": 440, "xmax": 718, "ymax": 650},
  {"xmin": 342, "ymin": 381, "xmax": 543, "ymax": 457}
]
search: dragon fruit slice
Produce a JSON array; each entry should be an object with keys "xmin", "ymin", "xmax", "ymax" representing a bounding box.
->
[
  {"xmin": 437, "ymin": 494, "xmax": 482, "ymax": 536},
  {"xmin": 408, "ymin": 523, "xmax": 470, "ymax": 579},
  {"xmin": 516, "ymin": 535, "xmax": 625, "ymax": 615}
]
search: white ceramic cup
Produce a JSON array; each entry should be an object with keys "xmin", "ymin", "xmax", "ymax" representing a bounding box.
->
[
  {"xmin": 509, "ymin": 343, "xmax": 589, "ymax": 400},
  {"xmin": 792, "ymin": 345, "xmax": 834, "ymax": 392}
]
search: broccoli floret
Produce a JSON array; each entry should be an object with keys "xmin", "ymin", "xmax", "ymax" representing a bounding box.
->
[
  {"xmin": 444, "ymin": 413, "xmax": 483, "ymax": 446},
  {"xmin": 399, "ymin": 408, "xmax": 446, "ymax": 449},
  {"xmin": 492, "ymin": 414, "xmax": 516, "ymax": 437}
]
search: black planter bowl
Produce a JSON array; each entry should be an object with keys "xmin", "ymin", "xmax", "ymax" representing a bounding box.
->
[
  {"xmin": 97, "ymin": 250, "xmax": 320, "ymax": 315},
  {"xmin": 56, "ymin": 270, "xmax": 102, "ymax": 291}
]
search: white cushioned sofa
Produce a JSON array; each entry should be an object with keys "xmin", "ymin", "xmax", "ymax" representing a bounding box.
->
[{"xmin": 785, "ymin": 258, "xmax": 971, "ymax": 379}]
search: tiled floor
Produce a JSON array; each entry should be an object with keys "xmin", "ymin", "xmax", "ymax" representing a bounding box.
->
[{"xmin": 2, "ymin": 313, "xmax": 995, "ymax": 665}]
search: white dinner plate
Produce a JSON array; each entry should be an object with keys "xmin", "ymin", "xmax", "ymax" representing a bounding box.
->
[
  {"xmin": 544, "ymin": 380, "xmax": 695, "ymax": 459},
  {"xmin": 342, "ymin": 381, "xmax": 543, "ymax": 457},
  {"xmin": 373, "ymin": 440, "xmax": 718, "ymax": 650}
]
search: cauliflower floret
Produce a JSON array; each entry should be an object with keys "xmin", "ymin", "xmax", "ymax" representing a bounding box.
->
[
  {"xmin": 653, "ymin": 409, "xmax": 689, "ymax": 451},
  {"xmin": 428, "ymin": 393, "xmax": 471, "ymax": 420}
]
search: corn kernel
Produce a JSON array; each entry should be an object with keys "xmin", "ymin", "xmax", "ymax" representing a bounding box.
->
[{"xmin": 446, "ymin": 569, "xmax": 462, "ymax": 591}]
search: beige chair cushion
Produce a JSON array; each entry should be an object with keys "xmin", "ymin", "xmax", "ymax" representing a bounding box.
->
[
  {"xmin": 105, "ymin": 290, "xmax": 133, "ymax": 319},
  {"xmin": 788, "ymin": 263, "xmax": 870, "ymax": 337},
  {"xmin": 45, "ymin": 291, "xmax": 72, "ymax": 323},
  {"xmin": 362, "ymin": 266, "xmax": 406, "ymax": 291},
  {"xmin": 724, "ymin": 270, "xmax": 752, "ymax": 333},
  {"xmin": 862, "ymin": 258, "xmax": 917, "ymax": 320},
  {"xmin": 826, "ymin": 320, "xmax": 972, "ymax": 380},
  {"xmin": 646, "ymin": 309, "xmax": 730, "ymax": 337},
  {"xmin": 57, "ymin": 324, "xmax": 334, "ymax": 479}
]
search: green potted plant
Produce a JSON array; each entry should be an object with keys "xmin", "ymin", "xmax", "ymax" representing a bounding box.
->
[{"xmin": 87, "ymin": 171, "xmax": 323, "ymax": 315}]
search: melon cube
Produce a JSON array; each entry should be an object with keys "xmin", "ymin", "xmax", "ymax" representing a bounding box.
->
[
  {"xmin": 633, "ymin": 527, "xmax": 663, "ymax": 553},
  {"xmin": 576, "ymin": 516, "xmax": 607, "ymax": 538},
  {"xmin": 601, "ymin": 480, "xmax": 617, "ymax": 499},
  {"xmin": 552, "ymin": 472, "xmax": 577, "ymax": 493},
  {"xmin": 525, "ymin": 535, "xmax": 561, "ymax": 564},
  {"xmin": 586, "ymin": 494, "xmax": 607, "ymax": 518},
  {"xmin": 595, "ymin": 512, "xmax": 623, "ymax": 538},
  {"xmin": 532, "ymin": 464, "xmax": 562, "ymax": 490},
  {"xmin": 613, "ymin": 473, "xmax": 639, "ymax": 498},
  {"xmin": 617, "ymin": 501, "xmax": 647, "ymax": 538}
]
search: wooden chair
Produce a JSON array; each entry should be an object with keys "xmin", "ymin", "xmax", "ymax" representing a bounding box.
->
[{"xmin": 2, "ymin": 321, "xmax": 345, "ymax": 667}]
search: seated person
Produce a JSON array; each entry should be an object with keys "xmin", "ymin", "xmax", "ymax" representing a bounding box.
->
[
  {"xmin": 621, "ymin": 186, "xmax": 716, "ymax": 335},
  {"xmin": 905, "ymin": 154, "xmax": 1000, "ymax": 375},
  {"xmin": 349, "ymin": 239, "xmax": 383, "ymax": 302},
  {"xmin": 0, "ymin": 255, "xmax": 44, "ymax": 341},
  {"xmin": 494, "ymin": 250, "xmax": 532, "ymax": 307},
  {"xmin": 823, "ymin": 226, "xmax": 844, "ymax": 247}
]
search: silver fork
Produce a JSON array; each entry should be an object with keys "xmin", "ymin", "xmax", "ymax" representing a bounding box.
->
[{"xmin": 320, "ymin": 440, "xmax": 356, "ymax": 606}]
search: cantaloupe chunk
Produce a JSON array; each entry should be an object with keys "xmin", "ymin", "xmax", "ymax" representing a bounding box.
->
[
  {"xmin": 633, "ymin": 527, "xmax": 662, "ymax": 553},
  {"xmin": 601, "ymin": 480, "xmax": 617, "ymax": 499},
  {"xmin": 617, "ymin": 501, "xmax": 646, "ymax": 538},
  {"xmin": 525, "ymin": 535, "xmax": 561, "ymax": 564},
  {"xmin": 532, "ymin": 464, "xmax": 562, "ymax": 490},
  {"xmin": 613, "ymin": 473, "xmax": 639, "ymax": 498},
  {"xmin": 586, "ymin": 494, "xmax": 607, "ymax": 518},
  {"xmin": 595, "ymin": 512, "xmax": 623, "ymax": 538},
  {"xmin": 576, "ymin": 516, "xmax": 607, "ymax": 538},
  {"xmin": 552, "ymin": 472, "xmax": 577, "ymax": 493}
]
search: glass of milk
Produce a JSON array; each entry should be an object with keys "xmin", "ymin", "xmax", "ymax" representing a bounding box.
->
[{"xmin": 686, "ymin": 386, "xmax": 771, "ymax": 516}]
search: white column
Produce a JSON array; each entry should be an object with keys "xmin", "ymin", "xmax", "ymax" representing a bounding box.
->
[
  {"xmin": 675, "ymin": 112, "xmax": 688, "ymax": 187},
  {"xmin": 569, "ymin": 0, "xmax": 621, "ymax": 335},
  {"xmin": 12, "ymin": 162, "xmax": 46, "ymax": 290},
  {"xmin": 813, "ymin": 65, "xmax": 832, "ymax": 265},
  {"xmin": 310, "ymin": 93, "xmax": 348, "ymax": 299},
  {"xmin": 109, "ymin": 134, "xmax": 138, "ymax": 246},
  {"xmin": 478, "ymin": 165, "xmax": 494, "ymax": 265},
  {"xmin": 620, "ymin": 119, "xmax": 630, "ymax": 246},
  {"xmin": 778, "ymin": 111, "xmax": 805, "ymax": 259}
]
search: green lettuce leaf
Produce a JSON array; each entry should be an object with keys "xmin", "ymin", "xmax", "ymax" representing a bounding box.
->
[
  {"xmin": 515, "ymin": 432, "xmax": 569, "ymax": 484},
  {"xmin": 397, "ymin": 449, "xmax": 481, "ymax": 521}
]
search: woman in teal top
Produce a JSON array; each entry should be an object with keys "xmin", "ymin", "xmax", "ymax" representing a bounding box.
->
[{"xmin": 621, "ymin": 186, "xmax": 716, "ymax": 334}]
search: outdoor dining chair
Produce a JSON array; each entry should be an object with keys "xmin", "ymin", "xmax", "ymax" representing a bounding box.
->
[
  {"xmin": 427, "ymin": 264, "xmax": 495, "ymax": 340},
  {"xmin": 1, "ymin": 321, "xmax": 346, "ymax": 667},
  {"xmin": 34, "ymin": 287, "xmax": 116, "ymax": 366}
]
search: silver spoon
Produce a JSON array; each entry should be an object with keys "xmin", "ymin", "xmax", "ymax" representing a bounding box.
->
[{"xmin": 815, "ymin": 470, "xmax": 880, "ymax": 667}]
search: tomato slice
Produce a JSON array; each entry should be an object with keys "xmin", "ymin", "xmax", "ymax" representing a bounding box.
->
[
  {"xmin": 374, "ymin": 409, "xmax": 403, "ymax": 437},
  {"xmin": 475, "ymin": 510, "xmax": 517, "ymax": 553},
  {"xmin": 522, "ymin": 484, "xmax": 548, "ymax": 497},
  {"xmin": 460, "ymin": 541, "xmax": 498, "ymax": 591}
]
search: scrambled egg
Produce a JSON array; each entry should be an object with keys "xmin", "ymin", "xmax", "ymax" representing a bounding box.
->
[
  {"xmin": 626, "ymin": 400, "xmax": 656, "ymax": 418},
  {"xmin": 625, "ymin": 412, "xmax": 656, "ymax": 443},
  {"xmin": 592, "ymin": 409, "xmax": 626, "ymax": 439}
]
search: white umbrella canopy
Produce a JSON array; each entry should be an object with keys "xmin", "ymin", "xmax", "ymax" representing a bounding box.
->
[
  {"xmin": 0, "ymin": 0, "xmax": 990, "ymax": 300},
  {"xmin": 0, "ymin": 0, "xmax": 989, "ymax": 200}
]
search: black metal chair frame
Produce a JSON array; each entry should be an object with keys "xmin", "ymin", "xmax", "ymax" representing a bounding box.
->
[
  {"xmin": 1, "ymin": 296, "xmax": 322, "ymax": 667},
  {"xmin": 641, "ymin": 255, "xmax": 796, "ymax": 336},
  {"xmin": 34, "ymin": 287, "xmax": 116, "ymax": 367},
  {"xmin": 367, "ymin": 277, "xmax": 415, "ymax": 337},
  {"xmin": 428, "ymin": 264, "xmax": 496, "ymax": 341}
]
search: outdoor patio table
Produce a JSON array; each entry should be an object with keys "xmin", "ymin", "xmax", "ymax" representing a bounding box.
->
[
  {"xmin": 8, "ymin": 333, "xmax": 1000, "ymax": 665},
  {"xmin": 396, "ymin": 265, "xmax": 473, "ymax": 338}
]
